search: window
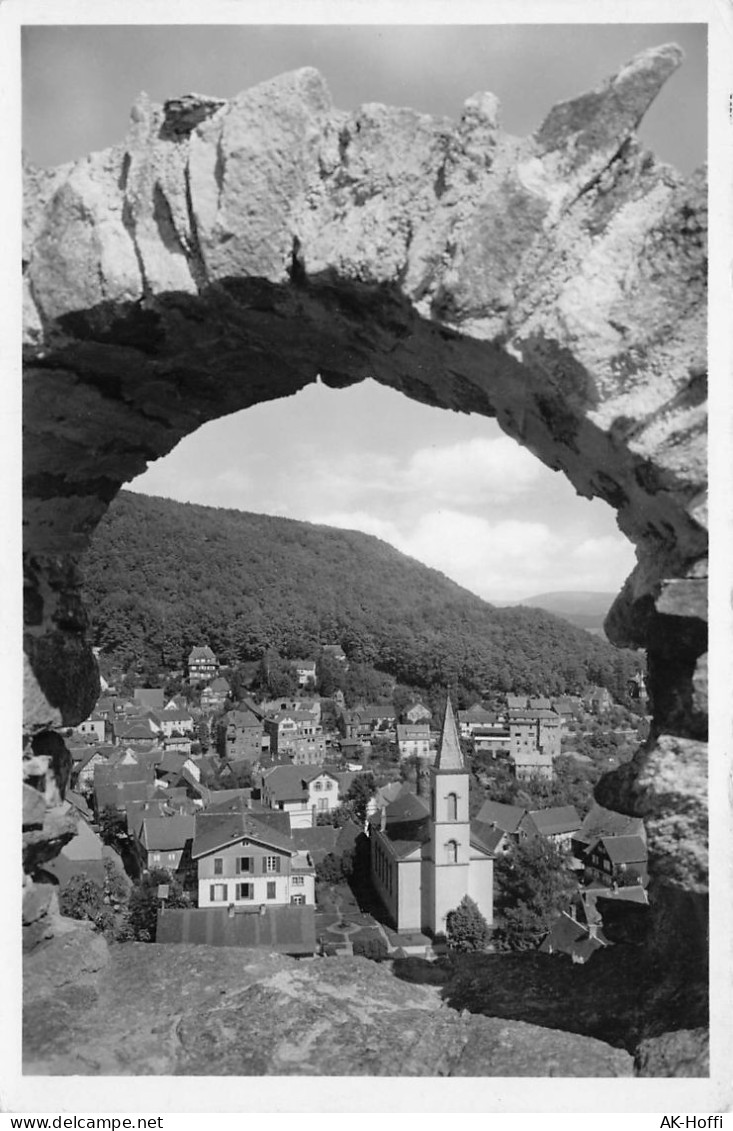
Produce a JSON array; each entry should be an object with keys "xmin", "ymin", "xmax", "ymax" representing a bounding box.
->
[
  {"xmin": 236, "ymin": 857, "xmax": 253, "ymax": 874},
  {"xmin": 267, "ymin": 881, "xmax": 277, "ymax": 900},
  {"xmin": 324, "ymin": 781, "xmax": 332, "ymax": 790},
  {"xmin": 445, "ymin": 840, "xmax": 458, "ymax": 864},
  {"xmin": 292, "ymin": 875, "xmax": 304, "ymax": 887},
  {"xmin": 318, "ymin": 798, "xmax": 328, "ymax": 811},
  {"xmin": 291, "ymin": 894, "xmax": 305, "ymax": 906},
  {"xmin": 236, "ymin": 883, "xmax": 254, "ymax": 900},
  {"xmin": 213, "ymin": 858, "xmax": 223, "ymax": 875},
  {"xmin": 314, "ymin": 781, "xmax": 322, "ymax": 791},
  {"xmin": 447, "ymin": 792, "xmax": 458, "ymax": 821},
  {"xmin": 266, "ymin": 856, "xmax": 281, "ymax": 873},
  {"xmin": 210, "ymin": 883, "xmax": 228, "ymax": 902}
]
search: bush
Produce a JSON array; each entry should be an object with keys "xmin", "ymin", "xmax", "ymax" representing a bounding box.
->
[
  {"xmin": 445, "ymin": 895, "xmax": 491, "ymax": 953},
  {"xmin": 352, "ymin": 936, "xmax": 389, "ymax": 962},
  {"xmin": 59, "ymin": 873, "xmax": 104, "ymax": 922}
]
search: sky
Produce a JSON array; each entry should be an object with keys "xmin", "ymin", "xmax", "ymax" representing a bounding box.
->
[{"xmin": 22, "ymin": 22, "xmax": 707, "ymax": 605}]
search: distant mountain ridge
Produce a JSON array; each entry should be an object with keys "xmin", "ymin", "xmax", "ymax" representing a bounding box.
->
[
  {"xmin": 515, "ymin": 591, "xmax": 617, "ymax": 637},
  {"xmin": 80, "ymin": 492, "xmax": 639, "ymax": 699}
]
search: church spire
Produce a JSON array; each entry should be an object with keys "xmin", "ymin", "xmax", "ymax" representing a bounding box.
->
[{"xmin": 434, "ymin": 696, "xmax": 465, "ymax": 772}]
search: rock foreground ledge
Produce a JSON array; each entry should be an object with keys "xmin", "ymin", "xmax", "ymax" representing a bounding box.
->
[
  {"xmin": 22, "ymin": 47, "xmax": 708, "ymax": 1077},
  {"xmin": 24, "ymin": 931, "xmax": 636, "ymax": 1077}
]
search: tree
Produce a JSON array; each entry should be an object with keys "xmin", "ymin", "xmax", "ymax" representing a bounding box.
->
[
  {"xmin": 127, "ymin": 868, "xmax": 192, "ymax": 942},
  {"xmin": 59, "ymin": 873, "xmax": 105, "ymax": 922},
  {"xmin": 445, "ymin": 895, "xmax": 491, "ymax": 953},
  {"xmin": 98, "ymin": 805, "xmax": 127, "ymax": 848},
  {"xmin": 493, "ymin": 837, "xmax": 577, "ymax": 951},
  {"xmin": 345, "ymin": 773, "xmax": 377, "ymax": 825}
]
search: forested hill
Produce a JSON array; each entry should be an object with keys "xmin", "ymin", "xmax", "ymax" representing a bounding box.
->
[{"xmin": 80, "ymin": 491, "xmax": 640, "ymax": 699}]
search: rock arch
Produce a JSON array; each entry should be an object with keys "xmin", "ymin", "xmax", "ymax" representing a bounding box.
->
[{"xmin": 22, "ymin": 46, "xmax": 707, "ymax": 1056}]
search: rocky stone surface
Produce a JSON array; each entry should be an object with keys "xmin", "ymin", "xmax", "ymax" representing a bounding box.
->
[
  {"xmin": 23, "ymin": 934, "xmax": 633, "ymax": 1076},
  {"xmin": 21, "ymin": 46, "xmax": 708, "ymax": 1076}
]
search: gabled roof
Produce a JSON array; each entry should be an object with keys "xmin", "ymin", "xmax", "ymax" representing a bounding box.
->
[
  {"xmin": 374, "ymin": 781, "xmax": 405, "ymax": 808},
  {"xmin": 476, "ymin": 799, "xmax": 526, "ymax": 834},
  {"xmin": 592, "ymin": 835, "xmax": 648, "ymax": 865},
  {"xmin": 94, "ymin": 762, "xmax": 154, "ymax": 786},
  {"xmin": 226, "ymin": 709, "xmax": 262, "ymax": 729},
  {"xmin": 470, "ymin": 819, "xmax": 506, "ymax": 856},
  {"xmin": 192, "ymin": 809, "xmax": 296, "ymax": 858},
  {"xmin": 95, "ymin": 780, "xmax": 156, "ymax": 810},
  {"xmin": 208, "ymin": 676, "xmax": 231, "ymax": 692},
  {"xmin": 458, "ymin": 706, "xmax": 496, "ymax": 724},
  {"xmin": 290, "ymin": 825, "xmax": 339, "ymax": 859},
  {"xmin": 576, "ymin": 803, "xmax": 646, "ymax": 845},
  {"xmin": 294, "ymin": 659, "xmax": 316, "ymax": 671},
  {"xmin": 188, "ymin": 645, "xmax": 216, "ymax": 662},
  {"xmin": 528, "ymin": 697, "xmax": 552, "ymax": 709},
  {"xmin": 506, "ymin": 695, "xmax": 528, "ymax": 709},
  {"xmin": 203, "ymin": 789, "xmax": 253, "ymax": 811},
  {"xmin": 434, "ymin": 698, "xmax": 464, "ymax": 772},
  {"xmin": 142, "ymin": 815, "xmax": 196, "ymax": 852},
  {"xmin": 114, "ymin": 720, "xmax": 157, "ymax": 740},
  {"xmin": 133, "ymin": 688, "xmax": 165, "ymax": 708},
  {"xmin": 156, "ymin": 904, "xmax": 316, "ymax": 954},
  {"xmin": 396, "ymin": 724, "xmax": 430, "ymax": 740},
  {"xmin": 385, "ymin": 790, "xmax": 430, "ymax": 824},
  {"xmin": 261, "ymin": 764, "xmax": 339, "ymax": 802},
  {"xmin": 156, "ymin": 709, "xmax": 194, "ymax": 723},
  {"xmin": 523, "ymin": 806, "xmax": 582, "ymax": 837},
  {"xmin": 507, "ymin": 708, "xmax": 559, "ymax": 721}
]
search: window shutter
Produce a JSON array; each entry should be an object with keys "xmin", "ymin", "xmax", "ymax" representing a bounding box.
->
[
  {"xmin": 262, "ymin": 856, "xmax": 267, "ymax": 875},
  {"xmin": 275, "ymin": 856, "xmax": 281, "ymax": 874}
]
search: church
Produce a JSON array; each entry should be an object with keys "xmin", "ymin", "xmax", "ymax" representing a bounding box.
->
[{"xmin": 369, "ymin": 698, "xmax": 497, "ymax": 936}]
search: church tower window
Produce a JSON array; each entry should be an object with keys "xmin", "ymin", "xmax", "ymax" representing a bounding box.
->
[
  {"xmin": 445, "ymin": 839, "xmax": 458, "ymax": 864},
  {"xmin": 447, "ymin": 792, "xmax": 458, "ymax": 820}
]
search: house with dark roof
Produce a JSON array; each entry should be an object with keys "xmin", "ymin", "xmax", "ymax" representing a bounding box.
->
[
  {"xmin": 396, "ymin": 724, "xmax": 430, "ymax": 760},
  {"xmin": 572, "ymin": 804, "xmax": 646, "ymax": 864},
  {"xmin": 457, "ymin": 705, "xmax": 497, "ymax": 737},
  {"xmin": 200, "ymin": 676, "xmax": 231, "ymax": 711},
  {"xmin": 217, "ymin": 708, "xmax": 263, "ymax": 762},
  {"xmin": 156, "ymin": 903, "xmax": 316, "ymax": 955},
  {"xmin": 138, "ymin": 814, "xmax": 196, "ymax": 875},
  {"xmin": 518, "ymin": 805, "xmax": 582, "ymax": 847},
  {"xmin": 188, "ymin": 645, "xmax": 218, "ymax": 683},
  {"xmin": 293, "ymin": 660, "xmax": 317, "ymax": 689},
  {"xmin": 475, "ymin": 799, "xmax": 526, "ymax": 837},
  {"xmin": 539, "ymin": 911, "xmax": 609, "ymax": 964},
  {"xmin": 72, "ymin": 713, "xmax": 107, "ymax": 743},
  {"xmin": 404, "ymin": 702, "xmax": 431, "ymax": 725},
  {"xmin": 506, "ymin": 707, "xmax": 561, "ymax": 780},
  {"xmin": 260, "ymin": 765, "xmax": 341, "ymax": 828},
  {"xmin": 133, "ymin": 688, "xmax": 165, "ymax": 711},
  {"xmin": 191, "ymin": 808, "xmax": 315, "ymax": 909},
  {"xmin": 369, "ymin": 700, "xmax": 495, "ymax": 936},
  {"xmin": 585, "ymin": 834, "xmax": 648, "ymax": 887}
]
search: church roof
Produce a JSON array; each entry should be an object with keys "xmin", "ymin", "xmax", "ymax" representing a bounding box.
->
[{"xmin": 433, "ymin": 698, "xmax": 465, "ymax": 772}]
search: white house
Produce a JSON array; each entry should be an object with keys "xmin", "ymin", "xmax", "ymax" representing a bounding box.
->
[
  {"xmin": 260, "ymin": 765, "xmax": 342, "ymax": 828},
  {"xmin": 192, "ymin": 809, "xmax": 315, "ymax": 908}
]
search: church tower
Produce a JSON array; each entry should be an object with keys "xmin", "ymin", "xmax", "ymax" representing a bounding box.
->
[{"xmin": 426, "ymin": 697, "xmax": 471, "ymax": 935}]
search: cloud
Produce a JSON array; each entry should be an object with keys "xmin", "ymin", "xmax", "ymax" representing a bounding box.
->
[
  {"xmin": 405, "ymin": 437, "xmax": 546, "ymax": 505},
  {"xmin": 306, "ymin": 507, "xmax": 634, "ymax": 604}
]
